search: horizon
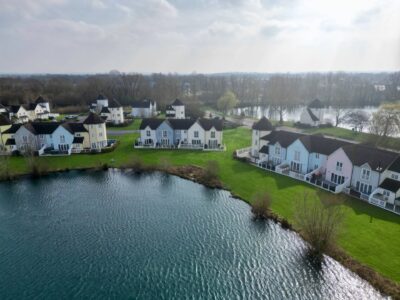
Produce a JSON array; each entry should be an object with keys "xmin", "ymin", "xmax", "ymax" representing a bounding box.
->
[{"xmin": 0, "ymin": 0, "xmax": 399, "ymax": 74}]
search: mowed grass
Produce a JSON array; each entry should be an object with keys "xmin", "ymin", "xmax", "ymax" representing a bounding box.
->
[
  {"xmin": 305, "ymin": 126, "xmax": 400, "ymax": 151},
  {"xmin": 106, "ymin": 119, "xmax": 142, "ymax": 131},
  {"xmin": 7, "ymin": 126, "xmax": 400, "ymax": 283}
]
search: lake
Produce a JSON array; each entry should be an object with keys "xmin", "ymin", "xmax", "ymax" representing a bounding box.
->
[{"xmin": 0, "ymin": 170, "xmax": 385, "ymax": 299}]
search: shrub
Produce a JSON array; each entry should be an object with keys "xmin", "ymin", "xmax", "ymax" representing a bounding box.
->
[
  {"xmin": 251, "ymin": 192, "xmax": 272, "ymax": 219},
  {"xmin": 0, "ymin": 156, "xmax": 14, "ymax": 180},
  {"xmin": 158, "ymin": 157, "xmax": 171, "ymax": 171},
  {"xmin": 126, "ymin": 156, "xmax": 146, "ymax": 173},
  {"xmin": 201, "ymin": 160, "xmax": 220, "ymax": 183},
  {"xmin": 295, "ymin": 192, "xmax": 345, "ymax": 260}
]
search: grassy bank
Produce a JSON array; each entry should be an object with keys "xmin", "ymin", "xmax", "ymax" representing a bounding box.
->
[{"xmin": 6, "ymin": 127, "xmax": 400, "ymax": 288}]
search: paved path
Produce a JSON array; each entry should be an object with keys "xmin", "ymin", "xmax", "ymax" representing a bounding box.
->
[{"xmin": 107, "ymin": 130, "xmax": 138, "ymax": 136}]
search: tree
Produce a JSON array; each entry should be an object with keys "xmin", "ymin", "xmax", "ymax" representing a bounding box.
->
[
  {"xmin": 295, "ymin": 192, "xmax": 344, "ymax": 259},
  {"xmin": 369, "ymin": 104, "xmax": 400, "ymax": 137},
  {"xmin": 217, "ymin": 91, "xmax": 239, "ymax": 115},
  {"xmin": 344, "ymin": 110, "xmax": 370, "ymax": 132},
  {"xmin": 201, "ymin": 160, "xmax": 220, "ymax": 183}
]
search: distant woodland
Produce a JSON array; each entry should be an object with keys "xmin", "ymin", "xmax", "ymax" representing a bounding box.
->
[{"xmin": 0, "ymin": 72, "xmax": 399, "ymax": 112}]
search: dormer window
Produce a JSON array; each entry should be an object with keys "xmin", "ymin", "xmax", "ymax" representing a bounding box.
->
[{"xmin": 361, "ymin": 168, "xmax": 370, "ymax": 180}]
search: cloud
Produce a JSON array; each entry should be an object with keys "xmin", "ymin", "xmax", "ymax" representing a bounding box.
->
[{"xmin": 0, "ymin": 0, "xmax": 399, "ymax": 73}]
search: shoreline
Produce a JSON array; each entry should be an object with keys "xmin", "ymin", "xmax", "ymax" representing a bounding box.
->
[{"xmin": 1, "ymin": 165, "xmax": 400, "ymax": 299}]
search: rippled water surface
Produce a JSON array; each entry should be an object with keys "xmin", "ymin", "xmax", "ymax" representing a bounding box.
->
[{"xmin": 0, "ymin": 171, "xmax": 385, "ymax": 299}]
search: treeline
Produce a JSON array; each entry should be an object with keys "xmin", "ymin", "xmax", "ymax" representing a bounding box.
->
[{"xmin": 0, "ymin": 72, "xmax": 399, "ymax": 111}]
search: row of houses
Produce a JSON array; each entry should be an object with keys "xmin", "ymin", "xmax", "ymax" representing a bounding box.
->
[
  {"xmin": 136, "ymin": 118, "xmax": 224, "ymax": 150},
  {"xmin": 0, "ymin": 96, "xmax": 58, "ymax": 123},
  {"xmin": 0, "ymin": 113, "xmax": 110, "ymax": 155},
  {"xmin": 238, "ymin": 116, "xmax": 400, "ymax": 214}
]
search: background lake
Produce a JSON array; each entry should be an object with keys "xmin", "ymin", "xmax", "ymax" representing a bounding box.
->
[{"xmin": 0, "ymin": 171, "xmax": 386, "ymax": 299}]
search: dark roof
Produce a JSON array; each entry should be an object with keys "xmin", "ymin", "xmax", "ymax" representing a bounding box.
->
[
  {"xmin": 72, "ymin": 136, "xmax": 85, "ymax": 144},
  {"xmin": 62, "ymin": 122, "xmax": 87, "ymax": 134},
  {"xmin": 171, "ymin": 99, "xmax": 184, "ymax": 106},
  {"xmin": 259, "ymin": 145, "xmax": 269, "ymax": 154},
  {"xmin": 199, "ymin": 118, "xmax": 223, "ymax": 131},
  {"xmin": 168, "ymin": 119, "xmax": 196, "ymax": 130},
  {"xmin": 139, "ymin": 118, "xmax": 164, "ymax": 130},
  {"xmin": 387, "ymin": 156, "xmax": 400, "ymax": 173},
  {"xmin": 35, "ymin": 96, "xmax": 48, "ymax": 104},
  {"xmin": 299, "ymin": 135, "xmax": 350, "ymax": 155},
  {"xmin": 109, "ymin": 98, "xmax": 122, "ymax": 108},
  {"xmin": 26, "ymin": 103, "xmax": 38, "ymax": 111},
  {"xmin": 97, "ymin": 94, "xmax": 107, "ymax": 100},
  {"xmin": 379, "ymin": 178, "xmax": 400, "ymax": 193},
  {"xmin": 342, "ymin": 144, "xmax": 398, "ymax": 172},
  {"xmin": 308, "ymin": 99, "xmax": 323, "ymax": 109},
  {"xmin": 0, "ymin": 114, "xmax": 11, "ymax": 126},
  {"xmin": 166, "ymin": 105, "xmax": 175, "ymax": 111},
  {"xmin": 25, "ymin": 122, "xmax": 60, "ymax": 135},
  {"xmin": 261, "ymin": 130, "xmax": 304, "ymax": 148},
  {"xmin": 83, "ymin": 112, "xmax": 105, "ymax": 124},
  {"xmin": 9, "ymin": 105, "xmax": 22, "ymax": 113},
  {"xmin": 252, "ymin": 116, "xmax": 273, "ymax": 130},
  {"xmin": 307, "ymin": 108, "xmax": 319, "ymax": 121},
  {"xmin": 132, "ymin": 99, "xmax": 154, "ymax": 108},
  {"xmin": 101, "ymin": 107, "xmax": 111, "ymax": 114},
  {"xmin": 2, "ymin": 124, "xmax": 21, "ymax": 134},
  {"xmin": 5, "ymin": 138, "xmax": 15, "ymax": 146}
]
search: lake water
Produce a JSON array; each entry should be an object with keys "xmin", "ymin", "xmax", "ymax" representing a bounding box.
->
[
  {"xmin": 232, "ymin": 106, "xmax": 379, "ymax": 131},
  {"xmin": 0, "ymin": 170, "xmax": 385, "ymax": 299}
]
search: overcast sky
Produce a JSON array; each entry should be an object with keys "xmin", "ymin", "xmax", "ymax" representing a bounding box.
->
[{"xmin": 0, "ymin": 0, "xmax": 399, "ymax": 74}]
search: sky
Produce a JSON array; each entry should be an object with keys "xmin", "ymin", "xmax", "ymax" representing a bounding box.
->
[{"xmin": 0, "ymin": 0, "xmax": 399, "ymax": 74}]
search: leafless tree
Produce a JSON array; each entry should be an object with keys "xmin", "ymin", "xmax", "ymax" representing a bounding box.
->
[
  {"xmin": 251, "ymin": 192, "xmax": 272, "ymax": 219},
  {"xmin": 369, "ymin": 104, "xmax": 400, "ymax": 137}
]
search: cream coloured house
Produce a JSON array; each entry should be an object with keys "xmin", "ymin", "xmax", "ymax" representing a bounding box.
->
[{"xmin": 83, "ymin": 113, "xmax": 108, "ymax": 150}]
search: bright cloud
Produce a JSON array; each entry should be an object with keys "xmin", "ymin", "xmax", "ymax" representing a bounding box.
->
[{"xmin": 0, "ymin": 0, "xmax": 399, "ymax": 73}]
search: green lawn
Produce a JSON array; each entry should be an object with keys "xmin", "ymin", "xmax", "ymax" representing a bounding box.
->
[
  {"xmin": 7, "ymin": 127, "xmax": 400, "ymax": 284},
  {"xmin": 107, "ymin": 119, "xmax": 142, "ymax": 131},
  {"xmin": 304, "ymin": 126, "xmax": 400, "ymax": 151}
]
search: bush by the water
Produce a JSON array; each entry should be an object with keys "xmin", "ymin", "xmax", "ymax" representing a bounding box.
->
[
  {"xmin": 295, "ymin": 192, "xmax": 344, "ymax": 260},
  {"xmin": 201, "ymin": 160, "xmax": 220, "ymax": 183},
  {"xmin": 0, "ymin": 156, "xmax": 14, "ymax": 180},
  {"xmin": 251, "ymin": 192, "xmax": 272, "ymax": 219}
]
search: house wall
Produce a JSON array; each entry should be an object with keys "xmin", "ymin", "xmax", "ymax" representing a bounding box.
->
[
  {"xmin": 0, "ymin": 124, "xmax": 11, "ymax": 147},
  {"xmin": 268, "ymin": 142, "xmax": 286, "ymax": 165},
  {"xmin": 286, "ymin": 139, "xmax": 309, "ymax": 174},
  {"xmin": 204, "ymin": 126, "xmax": 222, "ymax": 148},
  {"xmin": 325, "ymin": 148, "xmax": 353, "ymax": 184},
  {"xmin": 173, "ymin": 129, "xmax": 189, "ymax": 144},
  {"xmin": 251, "ymin": 129, "xmax": 270, "ymax": 156},
  {"xmin": 311, "ymin": 108, "xmax": 324, "ymax": 123},
  {"xmin": 172, "ymin": 105, "xmax": 185, "ymax": 119},
  {"xmin": 140, "ymin": 126, "xmax": 157, "ymax": 144},
  {"xmin": 187, "ymin": 122, "xmax": 204, "ymax": 145},
  {"xmin": 110, "ymin": 107, "xmax": 124, "ymax": 124},
  {"xmin": 308, "ymin": 153, "xmax": 328, "ymax": 174},
  {"xmin": 351, "ymin": 164, "xmax": 380, "ymax": 195},
  {"xmin": 14, "ymin": 126, "xmax": 38, "ymax": 151},
  {"xmin": 132, "ymin": 107, "xmax": 151, "ymax": 118},
  {"xmin": 381, "ymin": 169, "xmax": 400, "ymax": 184},
  {"xmin": 299, "ymin": 109, "xmax": 314, "ymax": 126},
  {"xmin": 84, "ymin": 123, "xmax": 107, "ymax": 149},
  {"xmin": 155, "ymin": 121, "xmax": 174, "ymax": 145},
  {"xmin": 373, "ymin": 187, "xmax": 396, "ymax": 204},
  {"xmin": 52, "ymin": 125, "xmax": 74, "ymax": 150}
]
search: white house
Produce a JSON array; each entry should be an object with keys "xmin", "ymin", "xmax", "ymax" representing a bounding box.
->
[
  {"xmin": 299, "ymin": 99, "xmax": 324, "ymax": 127},
  {"xmin": 166, "ymin": 99, "xmax": 185, "ymax": 119},
  {"xmin": 199, "ymin": 118, "xmax": 223, "ymax": 149},
  {"xmin": 99, "ymin": 98, "xmax": 125, "ymax": 124},
  {"xmin": 132, "ymin": 99, "xmax": 157, "ymax": 118},
  {"xmin": 251, "ymin": 117, "xmax": 274, "ymax": 157}
]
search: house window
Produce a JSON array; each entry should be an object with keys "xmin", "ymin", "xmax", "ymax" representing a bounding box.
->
[
  {"xmin": 291, "ymin": 161, "xmax": 301, "ymax": 172},
  {"xmin": 99, "ymin": 132, "xmax": 103, "ymax": 137},
  {"xmin": 294, "ymin": 151, "xmax": 300, "ymax": 161},
  {"xmin": 315, "ymin": 153, "xmax": 319, "ymax": 158},
  {"xmin": 275, "ymin": 146, "xmax": 280, "ymax": 155},
  {"xmin": 146, "ymin": 130, "xmax": 151, "ymax": 137},
  {"xmin": 162, "ymin": 130, "xmax": 167, "ymax": 137},
  {"xmin": 256, "ymin": 131, "xmax": 258, "ymax": 136},
  {"xmin": 39, "ymin": 134, "xmax": 44, "ymax": 139},
  {"xmin": 391, "ymin": 173, "xmax": 399, "ymax": 180},
  {"xmin": 60, "ymin": 135, "xmax": 65, "ymax": 143},
  {"xmin": 194, "ymin": 131, "xmax": 199, "ymax": 138},
  {"xmin": 383, "ymin": 190, "xmax": 390, "ymax": 197},
  {"xmin": 184, "ymin": 130, "xmax": 187, "ymax": 133},
  {"xmin": 336, "ymin": 162, "xmax": 343, "ymax": 172},
  {"xmin": 98, "ymin": 125, "xmax": 102, "ymax": 129},
  {"xmin": 361, "ymin": 168, "xmax": 370, "ymax": 180},
  {"xmin": 23, "ymin": 136, "xmax": 27, "ymax": 142},
  {"xmin": 211, "ymin": 131, "xmax": 215, "ymax": 138}
]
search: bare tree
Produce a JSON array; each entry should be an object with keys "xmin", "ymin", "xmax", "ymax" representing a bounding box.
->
[
  {"xmin": 295, "ymin": 192, "xmax": 345, "ymax": 259},
  {"xmin": 251, "ymin": 192, "xmax": 272, "ymax": 219},
  {"xmin": 344, "ymin": 110, "xmax": 370, "ymax": 132},
  {"xmin": 369, "ymin": 104, "xmax": 400, "ymax": 137}
]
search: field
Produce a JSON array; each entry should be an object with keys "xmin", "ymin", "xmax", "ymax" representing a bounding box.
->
[{"xmin": 6, "ymin": 126, "xmax": 400, "ymax": 284}]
